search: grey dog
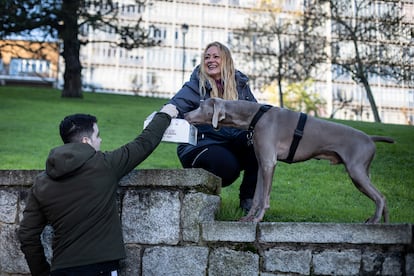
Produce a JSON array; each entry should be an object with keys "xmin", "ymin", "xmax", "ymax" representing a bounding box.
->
[{"xmin": 184, "ymin": 98, "xmax": 394, "ymax": 223}]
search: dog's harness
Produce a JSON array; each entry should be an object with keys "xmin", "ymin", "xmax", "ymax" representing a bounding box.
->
[
  {"xmin": 283, "ymin": 113, "xmax": 307, "ymax": 163},
  {"xmin": 248, "ymin": 105, "xmax": 273, "ymax": 131},
  {"xmin": 248, "ymin": 105, "xmax": 308, "ymax": 163},
  {"xmin": 247, "ymin": 104, "xmax": 272, "ymax": 145}
]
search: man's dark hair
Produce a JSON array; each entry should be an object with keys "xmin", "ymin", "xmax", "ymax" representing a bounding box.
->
[{"xmin": 59, "ymin": 114, "xmax": 97, "ymax": 144}]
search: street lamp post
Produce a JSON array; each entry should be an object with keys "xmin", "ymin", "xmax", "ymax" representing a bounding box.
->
[
  {"xmin": 192, "ymin": 55, "xmax": 198, "ymax": 67},
  {"xmin": 181, "ymin": 24, "xmax": 189, "ymax": 83}
]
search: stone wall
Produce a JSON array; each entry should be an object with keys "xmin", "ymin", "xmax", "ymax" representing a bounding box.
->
[{"xmin": 0, "ymin": 169, "xmax": 413, "ymax": 276}]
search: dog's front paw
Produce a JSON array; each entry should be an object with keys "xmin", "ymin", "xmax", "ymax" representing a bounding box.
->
[
  {"xmin": 365, "ymin": 217, "xmax": 380, "ymax": 224},
  {"xmin": 239, "ymin": 215, "xmax": 263, "ymax": 223},
  {"xmin": 239, "ymin": 215, "xmax": 255, "ymax": 222}
]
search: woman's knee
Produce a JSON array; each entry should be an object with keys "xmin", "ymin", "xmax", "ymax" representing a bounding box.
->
[
  {"xmin": 193, "ymin": 146, "xmax": 241, "ymax": 186},
  {"xmin": 220, "ymin": 170, "xmax": 240, "ymax": 187},
  {"xmin": 201, "ymin": 159, "xmax": 240, "ymax": 186}
]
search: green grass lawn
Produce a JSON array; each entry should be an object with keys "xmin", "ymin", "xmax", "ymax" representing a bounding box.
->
[{"xmin": 1, "ymin": 86, "xmax": 413, "ymax": 223}]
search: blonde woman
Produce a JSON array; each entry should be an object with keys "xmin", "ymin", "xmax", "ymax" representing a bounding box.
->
[{"xmin": 169, "ymin": 41, "xmax": 258, "ymax": 213}]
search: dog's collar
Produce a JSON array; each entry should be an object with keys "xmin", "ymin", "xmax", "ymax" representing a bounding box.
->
[{"xmin": 248, "ymin": 105, "xmax": 272, "ymax": 131}]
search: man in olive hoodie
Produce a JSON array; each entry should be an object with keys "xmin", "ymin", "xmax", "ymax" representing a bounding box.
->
[{"xmin": 18, "ymin": 104, "xmax": 178, "ymax": 276}]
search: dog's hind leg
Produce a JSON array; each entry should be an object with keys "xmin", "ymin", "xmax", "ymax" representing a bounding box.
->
[{"xmin": 346, "ymin": 163, "xmax": 388, "ymax": 223}]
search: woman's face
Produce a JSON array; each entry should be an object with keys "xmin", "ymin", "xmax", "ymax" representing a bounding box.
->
[{"xmin": 204, "ymin": 46, "xmax": 222, "ymax": 80}]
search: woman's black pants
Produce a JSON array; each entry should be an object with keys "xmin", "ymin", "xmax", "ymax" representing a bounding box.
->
[{"xmin": 179, "ymin": 133, "xmax": 258, "ymax": 200}]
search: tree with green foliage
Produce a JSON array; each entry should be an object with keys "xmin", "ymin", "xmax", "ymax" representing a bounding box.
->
[
  {"xmin": 263, "ymin": 79, "xmax": 326, "ymax": 116},
  {"xmin": 0, "ymin": 0, "xmax": 159, "ymax": 98}
]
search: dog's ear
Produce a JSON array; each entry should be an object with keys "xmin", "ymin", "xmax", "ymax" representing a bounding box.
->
[{"xmin": 212, "ymin": 99, "xmax": 225, "ymax": 128}]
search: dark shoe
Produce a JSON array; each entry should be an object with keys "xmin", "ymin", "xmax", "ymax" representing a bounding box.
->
[{"xmin": 239, "ymin": 198, "xmax": 253, "ymax": 214}]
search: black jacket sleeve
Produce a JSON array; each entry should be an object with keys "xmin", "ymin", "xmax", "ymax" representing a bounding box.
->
[
  {"xmin": 108, "ymin": 112, "xmax": 172, "ymax": 179},
  {"xmin": 18, "ymin": 187, "xmax": 50, "ymax": 276}
]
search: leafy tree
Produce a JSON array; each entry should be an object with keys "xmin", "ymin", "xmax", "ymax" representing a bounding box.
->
[
  {"xmin": 232, "ymin": 0, "xmax": 328, "ymax": 107},
  {"xmin": 263, "ymin": 79, "xmax": 326, "ymax": 116},
  {"xmin": 0, "ymin": 0, "xmax": 159, "ymax": 98},
  {"xmin": 327, "ymin": 0, "xmax": 414, "ymax": 122}
]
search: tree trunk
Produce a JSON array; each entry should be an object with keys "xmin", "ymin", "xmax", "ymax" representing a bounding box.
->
[
  {"xmin": 61, "ymin": 0, "xmax": 82, "ymax": 98},
  {"xmin": 277, "ymin": 37, "xmax": 284, "ymax": 108},
  {"xmin": 360, "ymin": 76, "xmax": 381, "ymax": 123},
  {"xmin": 351, "ymin": 33, "xmax": 381, "ymax": 123},
  {"xmin": 62, "ymin": 40, "xmax": 82, "ymax": 98},
  {"xmin": 353, "ymin": 42, "xmax": 381, "ymax": 123},
  {"xmin": 278, "ymin": 74, "xmax": 284, "ymax": 108}
]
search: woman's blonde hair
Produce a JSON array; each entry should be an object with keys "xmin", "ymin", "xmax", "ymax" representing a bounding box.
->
[{"xmin": 199, "ymin": 41, "xmax": 238, "ymax": 100}]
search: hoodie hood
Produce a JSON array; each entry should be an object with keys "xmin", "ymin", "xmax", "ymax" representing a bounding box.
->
[
  {"xmin": 46, "ymin": 143, "xmax": 96, "ymax": 179},
  {"xmin": 235, "ymin": 70, "xmax": 249, "ymax": 86}
]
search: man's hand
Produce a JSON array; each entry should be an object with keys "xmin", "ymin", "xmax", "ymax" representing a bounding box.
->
[{"xmin": 160, "ymin": 104, "xmax": 178, "ymax": 118}]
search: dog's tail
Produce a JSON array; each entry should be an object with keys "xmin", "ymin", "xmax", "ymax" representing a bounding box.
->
[{"xmin": 370, "ymin": 136, "xmax": 395, "ymax": 144}]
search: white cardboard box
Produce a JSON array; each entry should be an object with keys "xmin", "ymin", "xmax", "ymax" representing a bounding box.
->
[{"xmin": 144, "ymin": 112, "xmax": 198, "ymax": 145}]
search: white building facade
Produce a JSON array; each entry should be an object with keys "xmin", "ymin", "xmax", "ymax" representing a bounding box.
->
[{"xmin": 69, "ymin": 0, "xmax": 413, "ymax": 125}]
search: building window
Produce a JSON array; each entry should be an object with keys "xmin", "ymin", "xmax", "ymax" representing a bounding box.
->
[
  {"xmin": 149, "ymin": 25, "xmax": 166, "ymax": 42},
  {"xmin": 9, "ymin": 58, "xmax": 50, "ymax": 77}
]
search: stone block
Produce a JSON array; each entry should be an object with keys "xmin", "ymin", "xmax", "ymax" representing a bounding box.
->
[
  {"xmin": 120, "ymin": 244, "xmax": 142, "ymax": 276},
  {"xmin": 208, "ymin": 247, "xmax": 259, "ymax": 276},
  {"xmin": 259, "ymin": 222, "xmax": 412, "ymax": 244},
  {"xmin": 406, "ymin": 253, "xmax": 414, "ymax": 275},
  {"xmin": 142, "ymin": 246, "xmax": 208, "ymax": 276},
  {"xmin": 18, "ymin": 190, "xmax": 27, "ymax": 223},
  {"xmin": 263, "ymin": 248, "xmax": 311, "ymax": 275},
  {"xmin": 182, "ymin": 192, "xmax": 220, "ymax": 242},
  {"xmin": 0, "ymin": 224, "xmax": 29, "ymax": 274},
  {"xmin": 41, "ymin": 225, "xmax": 54, "ymax": 264},
  {"xmin": 201, "ymin": 221, "xmax": 256, "ymax": 242},
  {"xmin": 0, "ymin": 170, "xmax": 40, "ymax": 186},
  {"xmin": 361, "ymin": 251, "xmax": 383, "ymax": 275},
  {"xmin": 382, "ymin": 252, "xmax": 403, "ymax": 276},
  {"xmin": 122, "ymin": 190, "xmax": 180, "ymax": 244},
  {"xmin": 312, "ymin": 249, "xmax": 361, "ymax": 276},
  {"xmin": 119, "ymin": 169, "xmax": 221, "ymax": 194},
  {"xmin": 0, "ymin": 190, "xmax": 18, "ymax": 223}
]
